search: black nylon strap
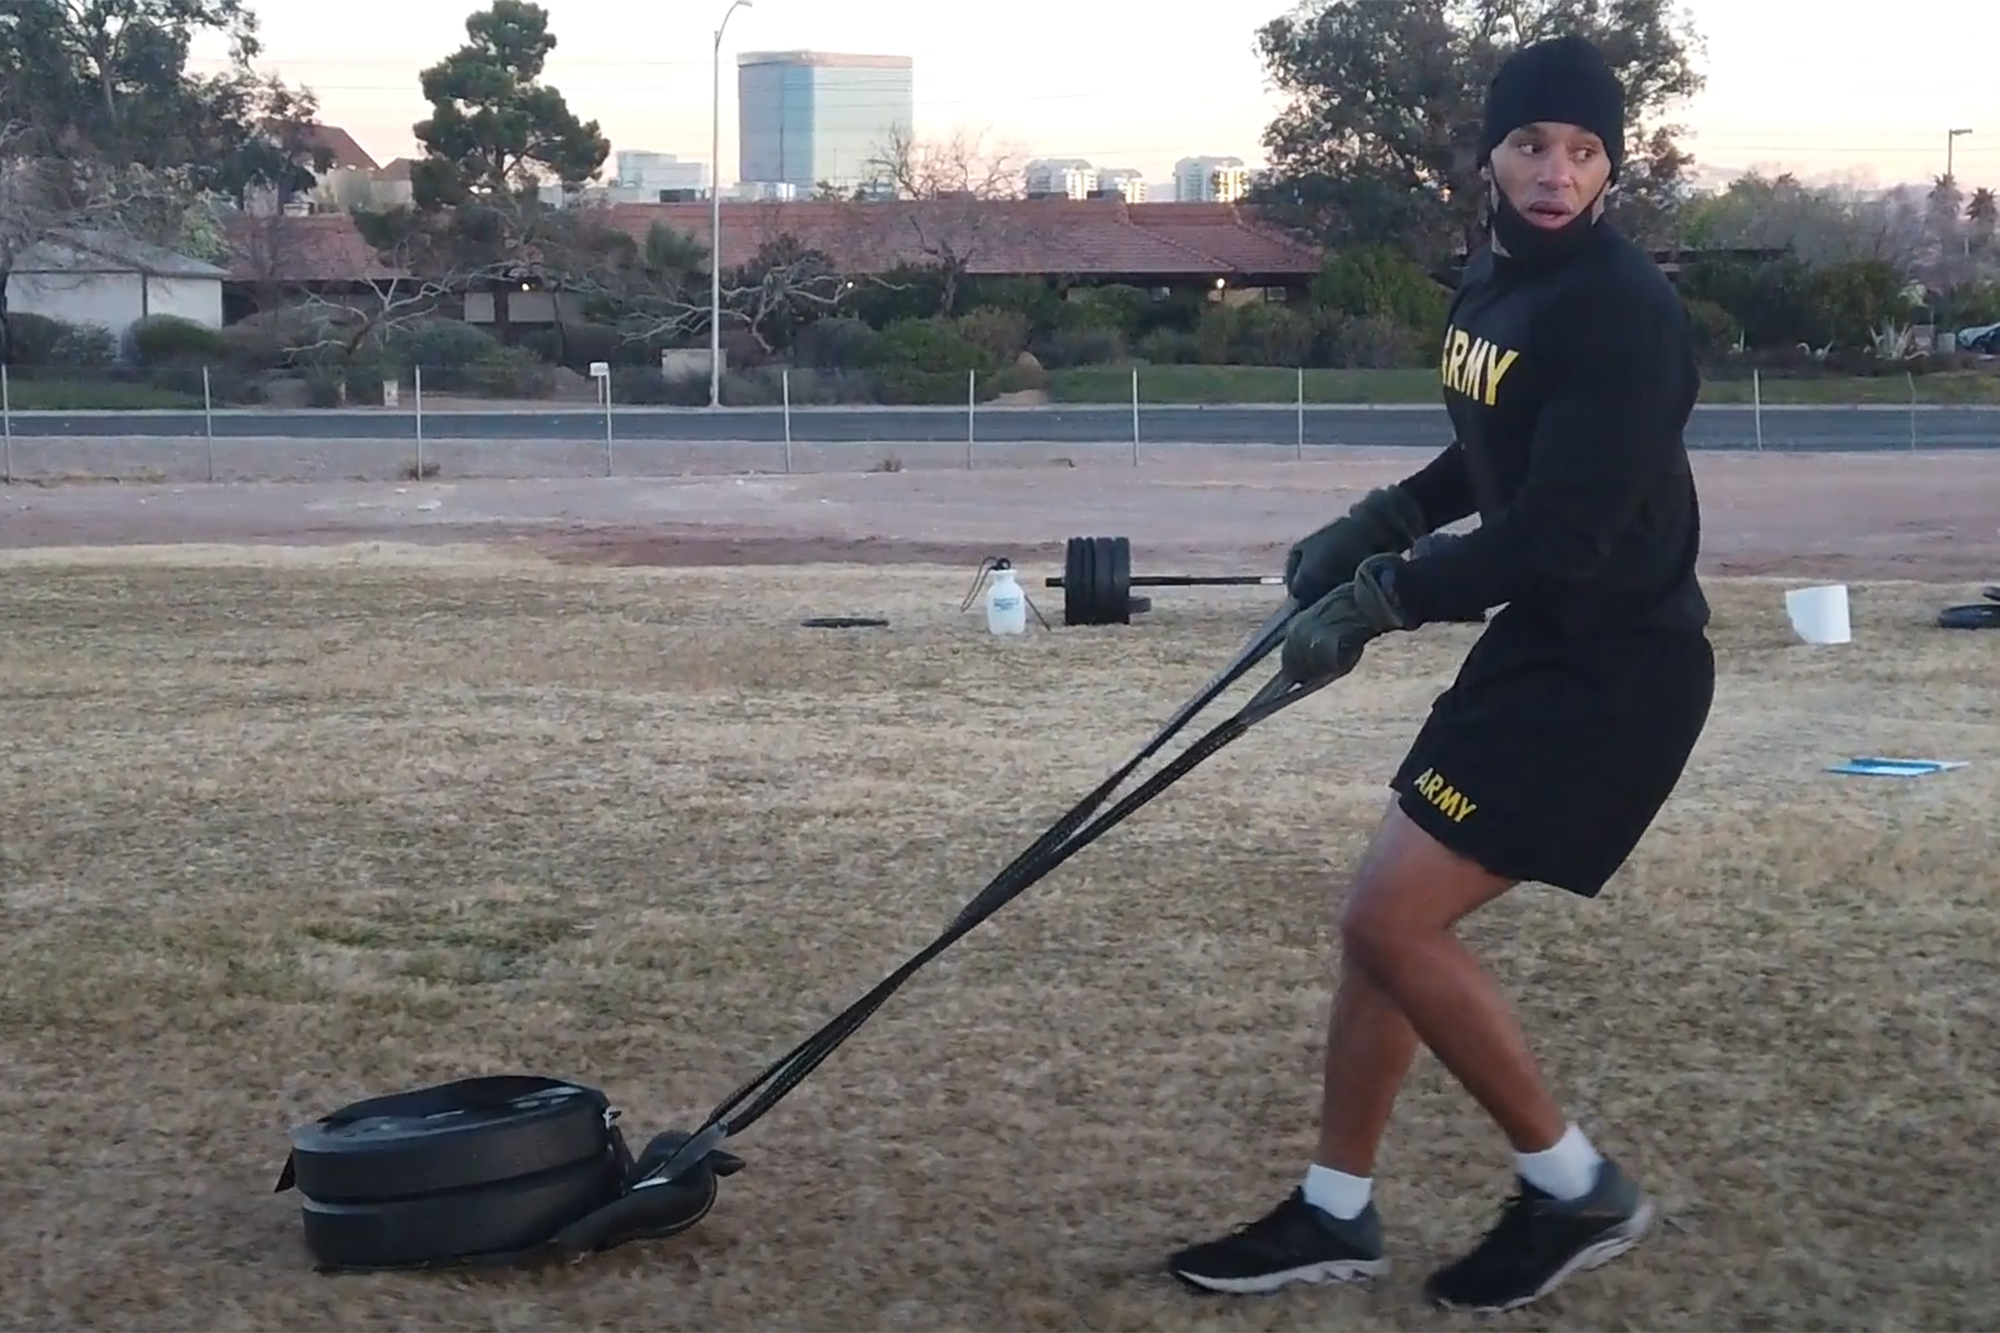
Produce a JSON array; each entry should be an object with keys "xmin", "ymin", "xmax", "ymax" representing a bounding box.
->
[{"xmin": 647, "ymin": 600, "xmax": 1321, "ymax": 1186}]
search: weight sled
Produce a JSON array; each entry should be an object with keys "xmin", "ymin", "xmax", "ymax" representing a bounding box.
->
[
  {"xmin": 1937, "ymin": 601, "xmax": 2000, "ymax": 630},
  {"xmin": 282, "ymin": 597, "xmax": 1332, "ymax": 1273},
  {"xmin": 274, "ymin": 1075, "xmax": 742, "ymax": 1272}
]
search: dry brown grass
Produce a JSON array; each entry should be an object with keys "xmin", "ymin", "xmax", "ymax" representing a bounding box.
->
[{"xmin": 2, "ymin": 545, "xmax": 1998, "ymax": 1332}]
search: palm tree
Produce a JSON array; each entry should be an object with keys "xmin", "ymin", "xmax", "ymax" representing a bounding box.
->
[{"xmin": 1967, "ymin": 187, "xmax": 1997, "ymax": 253}]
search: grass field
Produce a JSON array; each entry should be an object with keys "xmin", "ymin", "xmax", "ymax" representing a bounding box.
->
[
  {"xmin": 3, "ymin": 546, "xmax": 1998, "ymax": 1330},
  {"xmin": 1044, "ymin": 364, "xmax": 2000, "ymax": 406},
  {"xmin": 4, "ymin": 379, "xmax": 206, "ymax": 410}
]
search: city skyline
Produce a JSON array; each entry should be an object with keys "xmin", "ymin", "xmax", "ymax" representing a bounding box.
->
[{"xmin": 188, "ymin": 0, "xmax": 1998, "ymax": 193}]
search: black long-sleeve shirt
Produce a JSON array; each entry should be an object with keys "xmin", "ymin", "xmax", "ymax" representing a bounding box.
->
[{"xmin": 1390, "ymin": 221, "xmax": 1710, "ymax": 637}]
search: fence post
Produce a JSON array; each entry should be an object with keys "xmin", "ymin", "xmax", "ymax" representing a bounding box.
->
[
  {"xmin": 967, "ymin": 369, "xmax": 976, "ymax": 469},
  {"xmin": 202, "ymin": 365, "xmax": 215, "ymax": 482},
  {"xmin": 1130, "ymin": 366, "xmax": 1140, "ymax": 466},
  {"xmin": 603, "ymin": 369, "xmax": 614, "ymax": 476},
  {"xmin": 781, "ymin": 367, "xmax": 793, "ymax": 474},
  {"xmin": 1296, "ymin": 365, "xmax": 1305, "ymax": 461},
  {"xmin": 414, "ymin": 365, "xmax": 425, "ymax": 479},
  {"xmin": 1907, "ymin": 370, "xmax": 1918, "ymax": 450},
  {"xmin": 1, "ymin": 363, "xmax": 10, "ymax": 485},
  {"xmin": 1752, "ymin": 368, "xmax": 1763, "ymax": 452}
]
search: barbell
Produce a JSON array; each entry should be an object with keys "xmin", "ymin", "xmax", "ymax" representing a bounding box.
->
[
  {"xmin": 1046, "ymin": 535, "xmax": 1283, "ymax": 626},
  {"xmin": 1045, "ymin": 534, "xmax": 1493, "ymax": 628}
]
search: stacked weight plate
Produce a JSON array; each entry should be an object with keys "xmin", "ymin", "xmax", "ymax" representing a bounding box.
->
[
  {"xmin": 279, "ymin": 1077, "xmax": 623, "ymax": 1271},
  {"xmin": 1060, "ymin": 536, "xmax": 1151, "ymax": 626}
]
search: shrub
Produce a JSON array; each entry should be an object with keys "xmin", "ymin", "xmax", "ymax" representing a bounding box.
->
[
  {"xmin": 1058, "ymin": 283, "xmax": 1152, "ymax": 339},
  {"xmin": 1311, "ymin": 246, "xmax": 1451, "ymax": 331},
  {"xmin": 954, "ymin": 307, "xmax": 1030, "ymax": 361},
  {"xmin": 1136, "ymin": 328, "xmax": 1201, "ymax": 364},
  {"xmin": 1194, "ymin": 301, "xmax": 1314, "ymax": 367},
  {"xmin": 862, "ymin": 317, "xmax": 998, "ymax": 377},
  {"xmin": 4, "ymin": 311, "xmax": 68, "ymax": 363},
  {"xmin": 1317, "ymin": 313, "xmax": 1431, "ymax": 369},
  {"xmin": 463, "ymin": 345, "xmax": 559, "ymax": 398},
  {"xmin": 53, "ymin": 321, "xmax": 118, "ymax": 366},
  {"xmin": 384, "ymin": 318, "xmax": 502, "ymax": 375},
  {"xmin": 792, "ymin": 315, "xmax": 879, "ymax": 370},
  {"xmin": 1682, "ymin": 297, "xmax": 1741, "ymax": 360},
  {"xmin": 1030, "ymin": 324, "xmax": 1127, "ymax": 368},
  {"xmin": 5, "ymin": 313, "xmax": 119, "ymax": 367},
  {"xmin": 126, "ymin": 313, "xmax": 228, "ymax": 366}
]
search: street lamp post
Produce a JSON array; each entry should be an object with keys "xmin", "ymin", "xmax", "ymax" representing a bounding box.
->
[
  {"xmin": 710, "ymin": 0, "xmax": 753, "ymax": 409},
  {"xmin": 1947, "ymin": 127, "xmax": 1973, "ymax": 183}
]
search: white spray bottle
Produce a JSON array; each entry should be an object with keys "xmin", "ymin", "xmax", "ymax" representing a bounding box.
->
[{"xmin": 985, "ymin": 559, "xmax": 1028, "ymax": 636}]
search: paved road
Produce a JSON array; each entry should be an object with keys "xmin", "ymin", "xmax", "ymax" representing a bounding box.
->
[{"xmin": 4, "ymin": 403, "xmax": 1997, "ymax": 450}]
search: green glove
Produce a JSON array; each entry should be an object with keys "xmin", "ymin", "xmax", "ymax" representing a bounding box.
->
[
  {"xmin": 1279, "ymin": 552, "xmax": 1413, "ymax": 686},
  {"xmin": 1283, "ymin": 485, "xmax": 1430, "ymax": 607}
]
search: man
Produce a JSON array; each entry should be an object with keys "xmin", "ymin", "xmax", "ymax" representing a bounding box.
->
[{"xmin": 1165, "ymin": 33, "xmax": 1715, "ymax": 1314}]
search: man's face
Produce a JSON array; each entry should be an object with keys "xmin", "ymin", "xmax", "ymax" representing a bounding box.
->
[{"xmin": 1487, "ymin": 121, "xmax": 1613, "ymax": 229}]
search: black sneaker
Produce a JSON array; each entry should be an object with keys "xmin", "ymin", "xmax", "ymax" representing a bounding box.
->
[
  {"xmin": 1167, "ymin": 1188, "xmax": 1388, "ymax": 1295},
  {"xmin": 1423, "ymin": 1158, "xmax": 1656, "ymax": 1312}
]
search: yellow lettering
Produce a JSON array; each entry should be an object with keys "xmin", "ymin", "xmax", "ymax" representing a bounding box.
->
[
  {"xmin": 1462, "ymin": 336, "xmax": 1486, "ymax": 397},
  {"xmin": 1438, "ymin": 324, "xmax": 1522, "ymax": 406},
  {"xmin": 1412, "ymin": 769, "xmax": 1477, "ymax": 822},
  {"xmin": 1445, "ymin": 330, "xmax": 1472, "ymax": 395},
  {"xmin": 1482, "ymin": 348, "xmax": 1519, "ymax": 406}
]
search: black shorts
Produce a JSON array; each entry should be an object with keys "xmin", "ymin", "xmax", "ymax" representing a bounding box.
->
[{"xmin": 1389, "ymin": 605, "xmax": 1716, "ymax": 898}]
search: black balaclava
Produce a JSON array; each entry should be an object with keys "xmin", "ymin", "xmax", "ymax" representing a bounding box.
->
[{"xmin": 1479, "ymin": 34, "xmax": 1625, "ymax": 265}]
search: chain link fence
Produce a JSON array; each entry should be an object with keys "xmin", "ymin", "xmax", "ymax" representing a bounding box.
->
[{"xmin": 1, "ymin": 360, "xmax": 1996, "ymax": 486}]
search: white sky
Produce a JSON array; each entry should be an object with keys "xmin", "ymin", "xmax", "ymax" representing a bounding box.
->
[{"xmin": 189, "ymin": 0, "xmax": 1998, "ymax": 190}]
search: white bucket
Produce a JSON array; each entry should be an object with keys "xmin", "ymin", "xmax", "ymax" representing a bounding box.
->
[{"xmin": 1785, "ymin": 583, "xmax": 1851, "ymax": 645}]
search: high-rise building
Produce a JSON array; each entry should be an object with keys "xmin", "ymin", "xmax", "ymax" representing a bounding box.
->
[
  {"xmin": 736, "ymin": 50, "xmax": 914, "ymax": 194},
  {"xmin": 1174, "ymin": 155, "xmax": 1250, "ymax": 203},
  {"xmin": 1096, "ymin": 168, "xmax": 1147, "ymax": 203},
  {"xmin": 1024, "ymin": 158, "xmax": 1096, "ymax": 199},
  {"xmin": 614, "ymin": 150, "xmax": 710, "ymax": 198}
]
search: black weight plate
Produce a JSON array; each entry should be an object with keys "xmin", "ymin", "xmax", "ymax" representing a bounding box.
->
[
  {"xmin": 1075, "ymin": 536, "xmax": 1099, "ymax": 625},
  {"xmin": 1108, "ymin": 537, "xmax": 1132, "ymax": 625},
  {"xmin": 1938, "ymin": 602, "xmax": 2000, "ymax": 630},
  {"xmin": 289, "ymin": 1082, "xmax": 609, "ymax": 1204},
  {"xmin": 1063, "ymin": 536, "xmax": 1089, "ymax": 626},
  {"xmin": 300, "ymin": 1152, "xmax": 620, "ymax": 1271},
  {"xmin": 1092, "ymin": 537, "xmax": 1119, "ymax": 627},
  {"xmin": 1128, "ymin": 595, "xmax": 1152, "ymax": 616}
]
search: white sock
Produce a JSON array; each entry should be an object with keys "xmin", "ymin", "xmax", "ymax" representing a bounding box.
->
[
  {"xmin": 1302, "ymin": 1163, "xmax": 1372, "ymax": 1220},
  {"xmin": 1515, "ymin": 1123, "xmax": 1604, "ymax": 1201}
]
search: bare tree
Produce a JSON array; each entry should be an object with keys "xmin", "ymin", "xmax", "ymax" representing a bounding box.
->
[
  {"xmin": 220, "ymin": 211, "xmax": 461, "ymax": 374},
  {"xmin": 0, "ymin": 121, "xmax": 192, "ymax": 361},
  {"xmin": 856, "ymin": 126, "xmax": 1040, "ymax": 316},
  {"xmin": 1683, "ymin": 170, "xmax": 1928, "ymax": 272},
  {"xmin": 286, "ymin": 273, "xmax": 458, "ymax": 368},
  {"xmin": 542, "ymin": 204, "xmax": 851, "ymax": 354}
]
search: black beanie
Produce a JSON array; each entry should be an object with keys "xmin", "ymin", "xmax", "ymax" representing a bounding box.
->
[{"xmin": 1480, "ymin": 34, "xmax": 1625, "ymax": 182}]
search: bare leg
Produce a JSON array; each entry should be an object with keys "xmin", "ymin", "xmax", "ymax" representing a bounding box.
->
[
  {"xmin": 1166, "ymin": 801, "xmax": 1641, "ymax": 1301},
  {"xmin": 1338, "ymin": 802, "xmax": 1563, "ymax": 1153},
  {"xmin": 1312, "ymin": 805, "xmax": 1423, "ymax": 1176}
]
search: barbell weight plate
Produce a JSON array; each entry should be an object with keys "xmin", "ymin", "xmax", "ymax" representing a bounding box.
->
[
  {"xmin": 1088, "ymin": 536, "xmax": 1115, "ymax": 626},
  {"xmin": 1106, "ymin": 536, "xmax": 1131, "ymax": 625},
  {"xmin": 1062, "ymin": 536, "xmax": 1089, "ymax": 626},
  {"xmin": 1096, "ymin": 532, "xmax": 1128, "ymax": 624},
  {"xmin": 300, "ymin": 1151, "xmax": 622, "ymax": 1271},
  {"xmin": 1938, "ymin": 602, "xmax": 2000, "ymax": 630},
  {"xmin": 284, "ymin": 1077, "xmax": 612, "ymax": 1204}
]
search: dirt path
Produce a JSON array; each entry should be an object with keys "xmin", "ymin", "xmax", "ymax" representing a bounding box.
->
[{"xmin": 3, "ymin": 445, "xmax": 1996, "ymax": 583}]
